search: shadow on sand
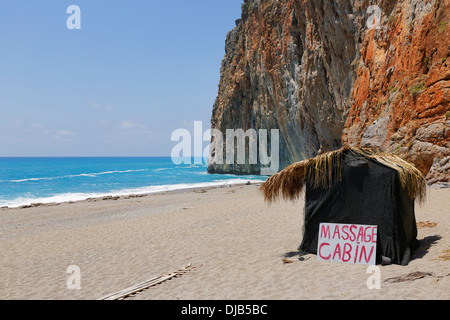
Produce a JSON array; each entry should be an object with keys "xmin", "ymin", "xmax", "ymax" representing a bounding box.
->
[{"xmin": 412, "ymin": 235, "xmax": 442, "ymax": 260}]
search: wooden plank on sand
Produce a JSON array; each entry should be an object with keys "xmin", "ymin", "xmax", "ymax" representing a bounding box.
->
[{"xmin": 99, "ymin": 264, "xmax": 197, "ymax": 300}]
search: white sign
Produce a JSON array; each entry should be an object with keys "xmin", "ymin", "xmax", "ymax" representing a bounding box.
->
[{"xmin": 317, "ymin": 223, "xmax": 378, "ymax": 266}]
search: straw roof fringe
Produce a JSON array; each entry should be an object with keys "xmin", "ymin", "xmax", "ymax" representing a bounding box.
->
[{"xmin": 260, "ymin": 146, "xmax": 427, "ymax": 203}]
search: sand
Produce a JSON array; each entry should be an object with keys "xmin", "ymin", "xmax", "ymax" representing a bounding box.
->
[{"xmin": 0, "ymin": 184, "xmax": 448, "ymax": 300}]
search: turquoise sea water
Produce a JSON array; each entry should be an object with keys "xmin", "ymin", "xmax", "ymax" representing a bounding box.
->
[{"xmin": 0, "ymin": 157, "xmax": 266, "ymax": 208}]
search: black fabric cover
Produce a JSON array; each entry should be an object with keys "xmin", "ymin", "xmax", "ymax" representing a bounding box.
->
[{"xmin": 298, "ymin": 150, "xmax": 420, "ymax": 266}]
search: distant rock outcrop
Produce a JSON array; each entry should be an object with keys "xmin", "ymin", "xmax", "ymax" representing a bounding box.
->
[{"xmin": 208, "ymin": 0, "xmax": 449, "ymax": 185}]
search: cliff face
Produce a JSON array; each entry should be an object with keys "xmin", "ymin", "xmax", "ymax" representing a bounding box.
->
[
  {"xmin": 208, "ymin": 0, "xmax": 449, "ymax": 184},
  {"xmin": 343, "ymin": 0, "xmax": 450, "ymax": 184}
]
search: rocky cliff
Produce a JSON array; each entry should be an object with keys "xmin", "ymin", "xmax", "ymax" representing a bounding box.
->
[{"xmin": 208, "ymin": 0, "xmax": 449, "ymax": 185}]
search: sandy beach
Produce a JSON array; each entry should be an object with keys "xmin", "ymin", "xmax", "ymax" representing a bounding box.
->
[{"xmin": 0, "ymin": 184, "xmax": 448, "ymax": 300}]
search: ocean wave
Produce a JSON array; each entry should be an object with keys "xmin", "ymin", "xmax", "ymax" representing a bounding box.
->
[
  {"xmin": 153, "ymin": 168, "xmax": 170, "ymax": 172},
  {"xmin": 6, "ymin": 169, "xmax": 149, "ymax": 183},
  {"xmin": 0, "ymin": 178, "xmax": 265, "ymax": 208}
]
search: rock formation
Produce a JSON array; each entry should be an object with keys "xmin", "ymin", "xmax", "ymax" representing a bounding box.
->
[{"xmin": 208, "ymin": 0, "xmax": 449, "ymax": 185}]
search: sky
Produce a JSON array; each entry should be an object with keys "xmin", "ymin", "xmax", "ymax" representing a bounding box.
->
[{"xmin": 0, "ymin": 0, "xmax": 243, "ymax": 157}]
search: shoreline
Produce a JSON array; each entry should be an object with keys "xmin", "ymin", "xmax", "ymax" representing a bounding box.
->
[
  {"xmin": 0, "ymin": 179, "xmax": 265, "ymax": 210},
  {"xmin": 0, "ymin": 184, "xmax": 448, "ymax": 300}
]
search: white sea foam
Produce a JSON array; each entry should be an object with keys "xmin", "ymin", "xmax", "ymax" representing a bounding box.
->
[
  {"xmin": 0, "ymin": 179, "xmax": 265, "ymax": 208},
  {"xmin": 7, "ymin": 169, "xmax": 148, "ymax": 183}
]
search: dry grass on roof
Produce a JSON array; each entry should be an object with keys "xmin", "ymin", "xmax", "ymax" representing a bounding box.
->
[{"xmin": 260, "ymin": 146, "xmax": 426, "ymax": 204}]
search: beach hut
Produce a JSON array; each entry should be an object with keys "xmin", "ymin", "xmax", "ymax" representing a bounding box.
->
[{"xmin": 260, "ymin": 146, "xmax": 426, "ymax": 266}]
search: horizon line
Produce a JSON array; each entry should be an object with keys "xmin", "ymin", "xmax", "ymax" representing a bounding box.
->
[
  {"xmin": 0, "ymin": 156, "xmax": 211, "ymax": 159},
  {"xmin": 0, "ymin": 156, "xmax": 173, "ymax": 158}
]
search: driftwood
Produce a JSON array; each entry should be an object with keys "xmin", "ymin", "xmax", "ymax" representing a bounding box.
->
[
  {"xmin": 99, "ymin": 264, "xmax": 198, "ymax": 300},
  {"xmin": 384, "ymin": 271, "xmax": 434, "ymax": 283}
]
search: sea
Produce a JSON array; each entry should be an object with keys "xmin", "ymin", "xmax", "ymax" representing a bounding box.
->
[{"xmin": 0, "ymin": 157, "xmax": 267, "ymax": 208}]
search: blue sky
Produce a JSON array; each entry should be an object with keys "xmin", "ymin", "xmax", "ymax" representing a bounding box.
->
[{"xmin": 0, "ymin": 0, "xmax": 243, "ymax": 156}]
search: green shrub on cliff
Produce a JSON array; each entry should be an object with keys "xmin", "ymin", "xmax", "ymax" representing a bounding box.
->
[{"xmin": 409, "ymin": 81, "xmax": 425, "ymax": 98}]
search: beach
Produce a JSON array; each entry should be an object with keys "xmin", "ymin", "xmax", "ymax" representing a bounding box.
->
[{"xmin": 0, "ymin": 184, "xmax": 448, "ymax": 300}]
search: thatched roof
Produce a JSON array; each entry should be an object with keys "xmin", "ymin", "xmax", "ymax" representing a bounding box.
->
[{"xmin": 260, "ymin": 146, "xmax": 426, "ymax": 203}]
